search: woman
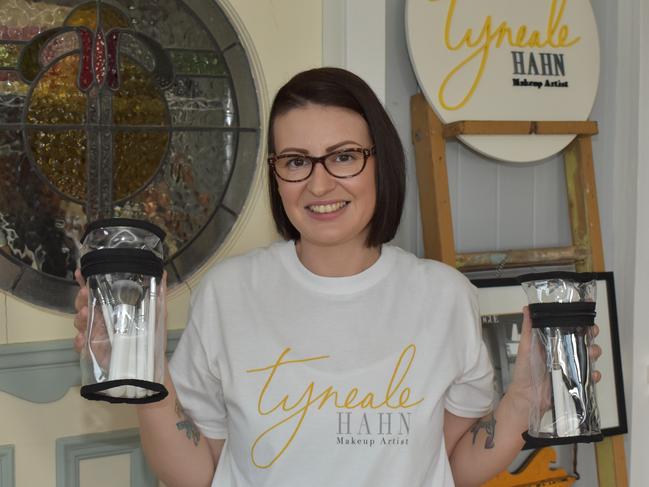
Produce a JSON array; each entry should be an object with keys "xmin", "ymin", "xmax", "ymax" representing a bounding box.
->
[{"xmin": 74, "ymin": 67, "xmax": 600, "ymax": 486}]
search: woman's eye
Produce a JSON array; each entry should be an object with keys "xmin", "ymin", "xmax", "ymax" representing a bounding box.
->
[
  {"xmin": 286, "ymin": 157, "xmax": 306, "ymax": 168},
  {"xmin": 335, "ymin": 151, "xmax": 357, "ymax": 163}
]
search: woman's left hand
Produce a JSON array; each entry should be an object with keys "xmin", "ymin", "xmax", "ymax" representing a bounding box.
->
[{"xmin": 505, "ymin": 306, "xmax": 602, "ymax": 416}]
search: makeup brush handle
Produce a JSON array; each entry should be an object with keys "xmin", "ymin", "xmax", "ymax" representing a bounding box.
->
[
  {"xmin": 552, "ymin": 368, "xmax": 579, "ymax": 436},
  {"xmin": 107, "ymin": 333, "xmax": 129, "ymax": 397},
  {"xmin": 100, "ymin": 303, "xmax": 114, "ymax": 343},
  {"xmin": 147, "ymin": 279, "xmax": 157, "ymax": 385},
  {"xmin": 136, "ymin": 324, "xmax": 147, "ymax": 398},
  {"xmin": 126, "ymin": 326, "xmax": 137, "ymax": 398}
]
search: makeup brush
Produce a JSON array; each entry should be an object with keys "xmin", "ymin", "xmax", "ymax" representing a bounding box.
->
[{"xmin": 108, "ymin": 279, "xmax": 144, "ymax": 397}]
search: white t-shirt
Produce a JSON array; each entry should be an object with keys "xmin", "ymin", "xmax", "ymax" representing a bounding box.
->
[{"xmin": 169, "ymin": 240, "xmax": 494, "ymax": 486}]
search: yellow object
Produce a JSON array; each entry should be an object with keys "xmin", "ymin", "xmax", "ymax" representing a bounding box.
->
[{"xmin": 482, "ymin": 447, "xmax": 576, "ymax": 487}]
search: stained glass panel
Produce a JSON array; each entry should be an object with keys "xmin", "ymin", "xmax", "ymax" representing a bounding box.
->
[
  {"xmin": 113, "ymin": 0, "xmax": 212, "ymax": 49},
  {"xmin": 113, "ymin": 130, "xmax": 169, "ymax": 200},
  {"xmin": 169, "ymin": 50, "xmax": 226, "ymax": 77},
  {"xmin": 115, "ymin": 129, "xmax": 234, "ymax": 256},
  {"xmin": 26, "ymin": 55, "xmax": 86, "ymax": 125},
  {"xmin": 0, "ymin": 130, "xmax": 83, "ymax": 279},
  {"xmin": 27, "ymin": 129, "xmax": 88, "ymax": 200},
  {"xmin": 112, "ymin": 57, "xmax": 168, "ymax": 126},
  {"xmin": 170, "ymin": 206, "xmax": 237, "ymax": 283},
  {"xmin": 0, "ymin": 43, "xmax": 21, "ymax": 69},
  {"xmin": 120, "ymin": 34, "xmax": 155, "ymax": 71},
  {"xmin": 39, "ymin": 32, "xmax": 79, "ymax": 67},
  {"xmin": 0, "ymin": 0, "xmax": 260, "ymax": 311},
  {"xmin": 223, "ymin": 131, "xmax": 259, "ymax": 214},
  {"xmin": 0, "ymin": 72, "xmax": 28, "ymax": 124},
  {"xmin": 224, "ymin": 44, "xmax": 258, "ymax": 129},
  {"xmin": 166, "ymin": 76, "xmax": 233, "ymax": 127},
  {"xmin": 0, "ymin": 1, "xmax": 70, "ymax": 39}
]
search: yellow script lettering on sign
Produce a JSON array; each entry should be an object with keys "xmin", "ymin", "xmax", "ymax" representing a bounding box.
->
[
  {"xmin": 432, "ymin": 0, "xmax": 581, "ymax": 110},
  {"xmin": 245, "ymin": 344, "xmax": 424, "ymax": 469}
]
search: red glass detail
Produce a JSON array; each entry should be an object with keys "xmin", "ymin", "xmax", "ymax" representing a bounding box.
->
[
  {"xmin": 0, "ymin": 25, "xmax": 40, "ymax": 41},
  {"xmin": 106, "ymin": 30, "xmax": 120, "ymax": 90},
  {"xmin": 78, "ymin": 29, "xmax": 93, "ymax": 91},
  {"xmin": 94, "ymin": 30, "xmax": 106, "ymax": 87}
]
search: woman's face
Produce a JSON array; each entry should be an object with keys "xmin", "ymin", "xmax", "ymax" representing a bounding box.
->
[{"xmin": 272, "ymin": 103, "xmax": 377, "ymax": 249}]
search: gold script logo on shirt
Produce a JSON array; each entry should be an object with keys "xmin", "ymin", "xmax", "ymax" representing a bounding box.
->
[{"xmin": 246, "ymin": 344, "xmax": 424, "ymax": 468}]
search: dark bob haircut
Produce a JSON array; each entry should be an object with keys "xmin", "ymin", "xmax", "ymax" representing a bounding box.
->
[{"xmin": 267, "ymin": 67, "xmax": 406, "ymax": 248}]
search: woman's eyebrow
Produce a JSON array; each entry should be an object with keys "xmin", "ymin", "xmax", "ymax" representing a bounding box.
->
[
  {"xmin": 325, "ymin": 140, "xmax": 362, "ymax": 152},
  {"xmin": 278, "ymin": 147, "xmax": 309, "ymax": 155},
  {"xmin": 278, "ymin": 140, "xmax": 362, "ymax": 155}
]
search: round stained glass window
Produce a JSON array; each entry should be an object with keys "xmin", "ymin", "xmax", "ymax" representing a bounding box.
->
[{"xmin": 0, "ymin": 0, "xmax": 260, "ymax": 311}]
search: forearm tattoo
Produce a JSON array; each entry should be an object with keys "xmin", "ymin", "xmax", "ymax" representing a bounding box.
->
[
  {"xmin": 175, "ymin": 399, "xmax": 201, "ymax": 446},
  {"xmin": 470, "ymin": 414, "xmax": 496, "ymax": 449}
]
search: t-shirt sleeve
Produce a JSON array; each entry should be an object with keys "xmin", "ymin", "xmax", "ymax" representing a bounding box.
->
[
  {"xmin": 168, "ymin": 279, "xmax": 228, "ymax": 439},
  {"xmin": 444, "ymin": 283, "xmax": 495, "ymax": 418}
]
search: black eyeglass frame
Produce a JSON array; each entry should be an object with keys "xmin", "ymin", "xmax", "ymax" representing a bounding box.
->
[{"xmin": 267, "ymin": 146, "xmax": 376, "ymax": 182}]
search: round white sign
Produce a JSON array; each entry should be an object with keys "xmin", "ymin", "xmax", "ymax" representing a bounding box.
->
[{"xmin": 405, "ymin": 0, "xmax": 600, "ymax": 163}]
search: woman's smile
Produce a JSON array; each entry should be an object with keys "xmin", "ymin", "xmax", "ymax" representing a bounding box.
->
[{"xmin": 305, "ymin": 200, "xmax": 350, "ymax": 216}]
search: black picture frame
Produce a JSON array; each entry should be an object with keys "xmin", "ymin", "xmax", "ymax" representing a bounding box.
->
[{"xmin": 472, "ymin": 272, "xmax": 628, "ymax": 440}]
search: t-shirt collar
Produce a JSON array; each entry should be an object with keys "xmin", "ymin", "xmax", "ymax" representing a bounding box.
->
[{"xmin": 274, "ymin": 240, "xmax": 395, "ymax": 295}]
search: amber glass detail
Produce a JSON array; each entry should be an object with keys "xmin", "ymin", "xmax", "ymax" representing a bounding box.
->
[
  {"xmin": 26, "ymin": 55, "xmax": 86, "ymax": 125},
  {"xmin": 25, "ymin": 52, "xmax": 168, "ymax": 200},
  {"xmin": 64, "ymin": 3, "xmax": 98, "ymax": 29},
  {"xmin": 113, "ymin": 58, "xmax": 167, "ymax": 126},
  {"xmin": 28, "ymin": 129, "xmax": 87, "ymax": 200},
  {"xmin": 114, "ymin": 131, "xmax": 168, "ymax": 200},
  {"xmin": 111, "ymin": 57, "xmax": 169, "ymax": 199},
  {"xmin": 65, "ymin": 3, "xmax": 129, "ymax": 31}
]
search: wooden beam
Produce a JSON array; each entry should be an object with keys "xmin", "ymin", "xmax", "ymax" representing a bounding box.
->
[
  {"xmin": 595, "ymin": 436, "xmax": 629, "ymax": 487},
  {"xmin": 410, "ymin": 94, "xmax": 456, "ymax": 265},
  {"xmin": 443, "ymin": 120, "xmax": 598, "ymax": 138},
  {"xmin": 535, "ymin": 121, "xmax": 599, "ymax": 135},
  {"xmin": 456, "ymin": 245, "xmax": 587, "ymax": 272},
  {"xmin": 564, "ymin": 135, "xmax": 606, "ymax": 273},
  {"xmin": 444, "ymin": 121, "xmax": 533, "ymax": 138}
]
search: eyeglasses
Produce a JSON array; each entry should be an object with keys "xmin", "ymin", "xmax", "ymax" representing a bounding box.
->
[{"xmin": 268, "ymin": 146, "xmax": 376, "ymax": 182}]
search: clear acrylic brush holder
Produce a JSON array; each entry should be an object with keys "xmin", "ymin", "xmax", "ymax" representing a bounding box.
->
[
  {"xmin": 80, "ymin": 219, "xmax": 168, "ymax": 404},
  {"xmin": 517, "ymin": 272, "xmax": 602, "ymax": 446}
]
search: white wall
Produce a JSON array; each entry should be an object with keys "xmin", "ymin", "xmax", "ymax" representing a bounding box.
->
[
  {"xmin": 626, "ymin": 1, "xmax": 649, "ymax": 485},
  {"xmin": 323, "ymin": 0, "xmax": 644, "ymax": 483}
]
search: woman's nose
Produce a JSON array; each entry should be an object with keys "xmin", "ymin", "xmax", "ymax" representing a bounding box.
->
[{"xmin": 307, "ymin": 161, "xmax": 336, "ymax": 195}]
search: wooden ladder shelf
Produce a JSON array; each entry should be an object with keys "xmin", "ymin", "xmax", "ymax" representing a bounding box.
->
[{"xmin": 410, "ymin": 93, "xmax": 628, "ymax": 486}]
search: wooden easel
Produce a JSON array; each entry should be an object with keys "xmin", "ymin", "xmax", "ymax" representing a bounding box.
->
[{"xmin": 410, "ymin": 93, "xmax": 628, "ymax": 486}]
